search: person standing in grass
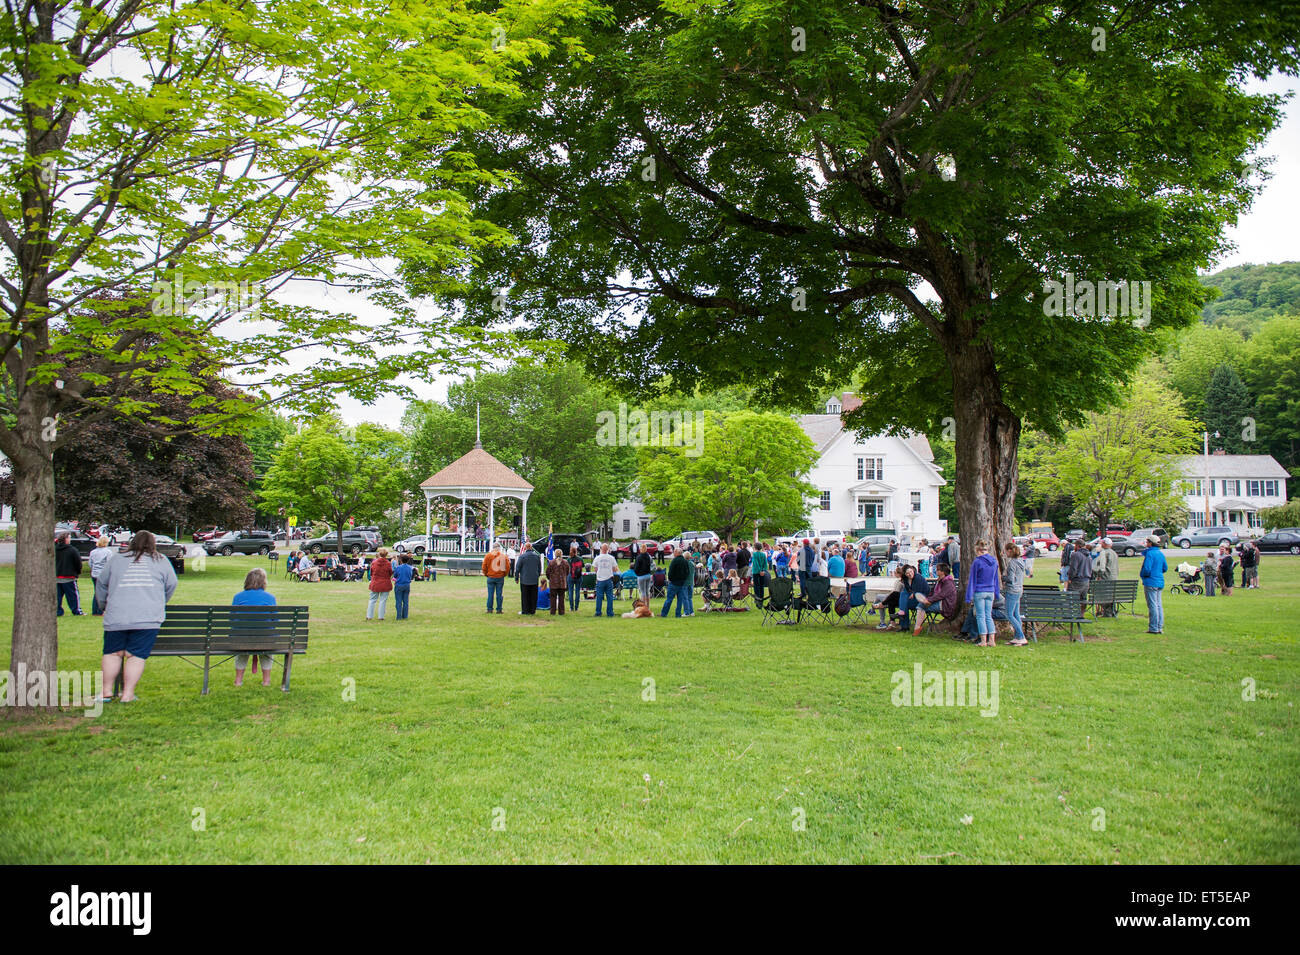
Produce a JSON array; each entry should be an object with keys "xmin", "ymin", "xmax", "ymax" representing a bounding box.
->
[
  {"xmin": 366, "ymin": 547, "xmax": 393, "ymax": 620},
  {"xmin": 589, "ymin": 542, "xmax": 618, "ymax": 617},
  {"xmin": 232, "ymin": 567, "xmax": 276, "ymax": 687},
  {"xmin": 546, "ymin": 550, "xmax": 570, "ymax": 616},
  {"xmin": 514, "ymin": 539, "xmax": 542, "ymax": 615},
  {"xmin": 633, "ymin": 547, "xmax": 654, "ymax": 605},
  {"xmin": 55, "ymin": 530, "xmax": 85, "ymax": 616},
  {"xmin": 1092, "ymin": 538, "xmax": 1119, "ymax": 617},
  {"xmin": 88, "ymin": 536, "xmax": 114, "ymax": 615},
  {"xmin": 964, "ymin": 542, "xmax": 1001, "ymax": 647},
  {"xmin": 95, "ymin": 531, "xmax": 178, "ymax": 703},
  {"xmin": 392, "ymin": 553, "xmax": 416, "ymax": 620},
  {"xmin": 749, "ymin": 541, "xmax": 769, "ymax": 605},
  {"xmin": 1217, "ymin": 544, "xmax": 1235, "ymax": 597},
  {"xmin": 1002, "ymin": 542, "xmax": 1030, "ymax": 646},
  {"xmin": 661, "ymin": 546, "xmax": 693, "ymax": 618},
  {"xmin": 481, "ymin": 541, "xmax": 509, "ymax": 614},
  {"xmin": 1238, "ymin": 541, "xmax": 1258, "ymax": 589},
  {"xmin": 1139, "ymin": 537, "xmax": 1167, "ymax": 634},
  {"xmin": 1067, "ymin": 537, "xmax": 1094, "ymax": 615},
  {"xmin": 567, "ymin": 543, "xmax": 584, "ymax": 612},
  {"xmin": 1201, "ymin": 551, "xmax": 1218, "ymax": 597}
]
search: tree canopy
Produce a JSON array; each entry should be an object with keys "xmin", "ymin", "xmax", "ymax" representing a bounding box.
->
[
  {"xmin": 637, "ymin": 410, "xmax": 818, "ymax": 543},
  {"xmin": 413, "ymin": 0, "xmax": 1299, "ymax": 567}
]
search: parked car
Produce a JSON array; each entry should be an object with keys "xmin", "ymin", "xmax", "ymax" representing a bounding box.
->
[
  {"xmin": 816, "ymin": 529, "xmax": 847, "ymax": 545},
  {"xmin": 204, "ymin": 530, "xmax": 276, "ymax": 556},
  {"xmin": 662, "ymin": 531, "xmax": 720, "ymax": 552},
  {"xmin": 352, "ymin": 525, "xmax": 384, "ymax": 546},
  {"xmin": 1253, "ymin": 529, "xmax": 1300, "ymax": 555},
  {"xmin": 614, "ymin": 539, "xmax": 659, "ymax": 559},
  {"xmin": 192, "ymin": 526, "xmax": 225, "ymax": 542},
  {"xmin": 1022, "ymin": 529, "xmax": 1060, "ymax": 551},
  {"xmin": 1104, "ymin": 524, "xmax": 1130, "ymax": 537},
  {"xmin": 303, "ymin": 530, "xmax": 375, "ymax": 555},
  {"xmin": 531, "ymin": 533, "xmax": 594, "ymax": 557},
  {"xmin": 853, "ymin": 534, "xmax": 895, "ymax": 557},
  {"xmin": 393, "ymin": 534, "xmax": 430, "ymax": 555},
  {"xmin": 1171, "ymin": 526, "xmax": 1238, "ymax": 549},
  {"xmin": 1115, "ymin": 528, "xmax": 1169, "ymax": 556}
]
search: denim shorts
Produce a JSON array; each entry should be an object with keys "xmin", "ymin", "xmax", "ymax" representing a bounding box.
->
[{"xmin": 103, "ymin": 628, "xmax": 161, "ymax": 659}]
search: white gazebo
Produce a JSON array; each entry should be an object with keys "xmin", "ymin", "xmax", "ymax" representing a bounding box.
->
[{"xmin": 419, "ymin": 438, "xmax": 533, "ymax": 555}]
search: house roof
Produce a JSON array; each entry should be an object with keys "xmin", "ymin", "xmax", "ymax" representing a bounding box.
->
[
  {"xmin": 1216, "ymin": 498, "xmax": 1259, "ymax": 510},
  {"xmin": 1172, "ymin": 455, "xmax": 1290, "ymax": 480},
  {"xmin": 419, "ymin": 446, "xmax": 534, "ymax": 491},
  {"xmin": 796, "ymin": 415, "xmax": 936, "ymax": 463}
]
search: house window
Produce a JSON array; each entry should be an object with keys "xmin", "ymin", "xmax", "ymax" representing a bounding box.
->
[
  {"xmin": 1184, "ymin": 479, "xmax": 1203, "ymax": 496},
  {"xmin": 640, "ymin": 519, "xmax": 650, "ymax": 535},
  {"xmin": 1264, "ymin": 480, "xmax": 1278, "ymax": 497},
  {"xmin": 910, "ymin": 491, "xmax": 922, "ymax": 512},
  {"xmin": 1188, "ymin": 512, "xmax": 1206, "ymax": 528},
  {"xmin": 622, "ymin": 519, "xmax": 630, "ymax": 533},
  {"xmin": 856, "ymin": 457, "xmax": 883, "ymax": 481},
  {"xmin": 1222, "ymin": 479, "xmax": 1240, "ymax": 496},
  {"xmin": 826, "ymin": 399, "xmax": 841, "ymax": 414},
  {"xmin": 819, "ymin": 491, "xmax": 831, "ymax": 511},
  {"xmin": 857, "ymin": 500, "xmax": 885, "ymax": 519},
  {"xmin": 1209, "ymin": 479, "xmax": 1216, "ymax": 496},
  {"xmin": 1249, "ymin": 512, "xmax": 1263, "ymax": 528}
]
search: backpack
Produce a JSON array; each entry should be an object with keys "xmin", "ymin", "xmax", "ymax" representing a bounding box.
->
[{"xmin": 835, "ymin": 591, "xmax": 850, "ymax": 616}]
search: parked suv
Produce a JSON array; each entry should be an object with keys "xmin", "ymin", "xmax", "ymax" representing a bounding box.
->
[
  {"xmin": 1172, "ymin": 526, "xmax": 1237, "ymax": 549},
  {"xmin": 662, "ymin": 531, "xmax": 720, "ymax": 552},
  {"xmin": 1117, "ymin": 528, "xmax": 1168, "ymax": 556},
  {"xmin": 204, "ymin": 530, "xmax": 276, "ymax": 556},
  {"xmin": 530, "ymin": 533, "xmax": 594, "ymax": 557},
  {"xmin": 853, "ymin": 534, "xmax": 895, "ymax": 557},
  {"xmin": 304, "ymin": 530, "xmax": 376, "ymax": 555}
]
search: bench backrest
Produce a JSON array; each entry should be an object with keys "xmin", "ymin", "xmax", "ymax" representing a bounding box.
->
[
  {"xmin": 157, "ymin": 605, "xmax": 310, "ymax": 653},
  {"xmin": 1021, "ymin": 591, "xmax": 1084, "ymax": 619}
]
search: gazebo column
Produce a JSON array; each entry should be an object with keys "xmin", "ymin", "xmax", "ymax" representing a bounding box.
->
[
  {"xmin": 522, "ymin": 497, "xmax": 527, "ymax": 542},
  {"xmin": 460, "ymin": 491, "xmax": 467, "ymax": 555},
  {"xmin": 424, "ymin": 493, "xmax": 432, "ymax": 540},
  {"xmin": 488, "ymin": 492, "xmax": 495, "ymax": 545}
]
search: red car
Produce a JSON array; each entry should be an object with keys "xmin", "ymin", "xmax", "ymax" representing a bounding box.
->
[
  {"xmin": 1026, "ymin": 530, "xmax": 1060, "ymax": 551},
  {"xmin": 192, "ymin": 526, "xmax": 225, "ymax": 542},
  {"xmin": 614, "ymin": 539, "xmax": 659, "ymax": 560}
]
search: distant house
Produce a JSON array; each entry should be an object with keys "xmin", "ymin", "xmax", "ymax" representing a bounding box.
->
[
  {"xmin": 1172, "ymin": 453, "xmax": 1289, "ymax": 533},
  {"xmin": 798, "ymin": 393, "xmax": 946, "ymax": 538},
  {"xmin": 608, "ymin": 393, "xmax": 947, "ymax": 540}
]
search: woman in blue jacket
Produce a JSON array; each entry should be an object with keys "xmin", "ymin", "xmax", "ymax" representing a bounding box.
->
[
  {"xmin": 964, "ymin": 540, "xmax": 1001, "ymax": 647},
  {"xmin": 1138, "ymin": 538, "xmax": 1167, "ymax": 634}
]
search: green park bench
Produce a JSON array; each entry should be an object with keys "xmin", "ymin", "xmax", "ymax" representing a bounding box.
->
[
  {"xmin": 112, "ymin": 605, "xmax": 310, "ymax": 696},
  {"xmin": 1020, "ymin": 590, "xmax": 1088, "ymax": 642}
]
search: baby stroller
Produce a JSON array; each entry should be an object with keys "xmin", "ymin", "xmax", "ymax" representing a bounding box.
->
[
  {"xmin": 863, "ymin": 557, "xmax": 884, "ymax": 577},
  {"xmin": 1172, "ymin": 563, "xmax": 1204, "ymax": 596}
]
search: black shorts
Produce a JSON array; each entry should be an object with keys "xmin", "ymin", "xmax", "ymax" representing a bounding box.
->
[{"xmin": 103, "ymin": 628, "xmax": 161, "ymax": 659}]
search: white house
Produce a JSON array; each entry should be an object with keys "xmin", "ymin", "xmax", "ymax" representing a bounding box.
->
[
  {"xmin": 609, "ymin": 393, "xmax": 946, "ymax": 540},
  {"xmin": 799, "ymin": 393, "xmax": 946, "ymax": 538},
  {"xmin": 1173, "ymin": 453, "xmax": 1290, "ymax": 533}
]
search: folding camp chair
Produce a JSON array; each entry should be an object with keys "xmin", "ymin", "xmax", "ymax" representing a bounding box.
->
[
  {"xmin": 796, "ymin": 576, "xmax": 834, "ymax": 624},
  {"xmin": 651, "ymin": 570, "xmax": 667, "ymax": 598},
  {"xmin": 702, "ymin": 578, "xmax": 730, "ymax": 611},
  {"xmin": 845, "ymin": 580, "xmax": 870, "ymax": 625},
  {"xmin": 759, "ymin": 576, "xmax": 796, "ymax": 625},
  {"xmin": 580, "ymin": 572, "xmax": 597, "ymax": 600},
  {"xmin": 735, "ymin": 576, "xmax": 753, "ymax": 607}
]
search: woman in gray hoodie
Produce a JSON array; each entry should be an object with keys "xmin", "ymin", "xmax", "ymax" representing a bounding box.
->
[{"xmin": 95, "ymin": 531, "xmax": 178, "ymax": 702}]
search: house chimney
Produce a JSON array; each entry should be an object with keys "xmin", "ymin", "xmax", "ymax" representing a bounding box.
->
[{"xmin": 840, "ymin": 392, "xmax": 862, "ymax": 413}]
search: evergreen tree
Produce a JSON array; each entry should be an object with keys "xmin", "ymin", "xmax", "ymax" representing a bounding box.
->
[{"xmin": 1204, "ymin": 365, "xmax": 1256, "ymax": 453}]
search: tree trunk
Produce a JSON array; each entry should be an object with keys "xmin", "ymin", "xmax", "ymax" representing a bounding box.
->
[
  {"xmin": 10, "ymin": 446, "xmax": 60, "ymax": 699},
  {"xmin": 948, "ymin": 343, "xmax": 1021, "ymax": 601}
]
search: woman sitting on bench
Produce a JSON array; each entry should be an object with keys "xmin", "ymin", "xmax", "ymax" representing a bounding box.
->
[{"xmin": 233, "ymin": 567, "xmax": 277, "ymax": 687}]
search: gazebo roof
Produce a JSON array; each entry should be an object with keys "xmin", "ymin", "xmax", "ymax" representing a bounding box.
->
[{"xmin": 420, "ymin": 446, "xmax": 533, "ymax": 491}]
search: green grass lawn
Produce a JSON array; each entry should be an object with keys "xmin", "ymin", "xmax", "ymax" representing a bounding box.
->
[{"xmin": 1, "ymin": 556, "xmax": 1297, "ymax": 863}]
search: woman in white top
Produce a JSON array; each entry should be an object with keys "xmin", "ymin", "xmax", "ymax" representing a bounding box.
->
[{"xmin": 88, "ymin": 536, "xmax": 114, "ymax": 615}]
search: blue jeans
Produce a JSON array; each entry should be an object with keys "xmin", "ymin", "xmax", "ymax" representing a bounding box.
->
[
  {"xmin": 661, "ymin": 581, "xmax": 688, "ymax": 617},
  {"xmin": 683, "ymin": 583, "xmax": 694, "ymax": 615},
  {"xmin": 594, "ymin": 578, "xmax": 614, "ymax": 616},
  {"xmin": 394, "ymin": 585, "xmax": 410, "ymax": 619},
  {"xmin": 972, "ymin": 591, "xmax": 995, "ymax": 635},
  {"xmin": 1004, "ymin": 591, "xmax": 1025, "ymax": 641},
  {"xmin": 897, "ymin": 590, "xmax": 917, "ymax": 629},
  {"xmin": 568, "ymin": 578, "xmax": 581, "ymax": 611},
  {"xmin": 1144, "ymin": 586, "xmax": 1164, "ymax": 632},
  {"xmin": 486, "ymin": 576, "xmax": 504, "ymax": 611}
]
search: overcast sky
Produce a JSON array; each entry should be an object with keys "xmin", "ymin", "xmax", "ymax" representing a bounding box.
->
[{"xmin": 331, "ymin": 73, "xmax": 1300, "ymax": 430}]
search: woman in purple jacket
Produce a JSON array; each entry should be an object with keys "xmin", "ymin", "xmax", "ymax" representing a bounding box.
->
[{"xmin": 965, "ymin": 540, "xmax": 1002, "ymax": 647}]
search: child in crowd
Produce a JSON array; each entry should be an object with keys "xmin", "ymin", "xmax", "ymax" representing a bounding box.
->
[{"xmin": 537, "ymin": 577, "xmax": 551, "ymax": 611}]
